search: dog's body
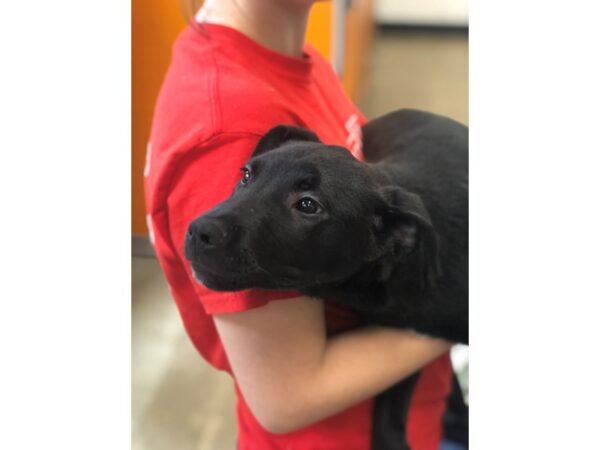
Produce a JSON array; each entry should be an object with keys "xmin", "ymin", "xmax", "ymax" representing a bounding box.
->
[
  {"xmin": 184, "ymin": 109, "xmax": 468, "ymax": 449},
  {"xmin": 304, "ymin": 110, "xmax": 469, "ymax": 343},
  {"xmin": 185, "ymin": 108, "xmax": 468, "ymax": 343}
]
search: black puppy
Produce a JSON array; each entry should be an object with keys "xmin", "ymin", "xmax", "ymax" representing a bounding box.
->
[
  {"xmin": 185, "ymin": 109, "xmax": 468, "ymax": 448},
  {"xmin": 185, "ymin": 109, "xmax": 468, "ymax": 342}
]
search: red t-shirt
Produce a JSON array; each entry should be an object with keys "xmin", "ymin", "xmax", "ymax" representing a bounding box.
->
[{"xmin": 145, "ymin": 23, "xmax": 452, "ymax": 450}]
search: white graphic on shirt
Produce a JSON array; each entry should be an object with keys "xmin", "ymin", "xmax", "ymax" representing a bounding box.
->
[
  {"xmin": 143, "ymin": 141, "xmax": 152, "ymax": 177},
  {"xmin": 345, "ymin": 114, "xmax": 363, "ymax": 159},
  {"xmin": 146, "ymin": 213, "xmax": 155, "ymax": 246}
]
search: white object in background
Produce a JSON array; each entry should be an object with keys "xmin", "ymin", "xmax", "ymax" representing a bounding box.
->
[
  {"xmin": 374, "ymin": 0, "xmax": 468, "ymax": 27},
  {"xmin": 450, "ymin": 344, "xmax": 469, "ymax": 371},
  {"xmin": 450, "ymin": 344, "xmax": 469, "ymax": 404}
]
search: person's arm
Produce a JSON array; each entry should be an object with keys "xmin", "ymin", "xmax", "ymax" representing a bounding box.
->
[{"xmin": 214, "ymin": 295, "xmax": 451, "ymax": 434}]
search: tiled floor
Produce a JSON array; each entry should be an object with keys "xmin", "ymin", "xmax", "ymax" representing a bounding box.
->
[
  {"xmin": 132, "ymin": 257, "xmax": 237, "ymax": 450},
  {"xmin": 132, "ymin": 29, "xmax": 468, "ymax": 450}
]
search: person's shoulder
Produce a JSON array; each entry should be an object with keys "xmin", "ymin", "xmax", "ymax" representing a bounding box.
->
[
  {"xmin": 154, "ymin": 27, "xmax": 298, "ymax": 144},
  {"xmin": 210, "ymin": 45, "xmax": 302, "ymax": 133},
  {"xmin": 214, "ymin": 77, "xmax": 299, "ymax": 136},
  {"xmin": 150, "ymin": 26, "xmax": 220, "ymax": 147}
]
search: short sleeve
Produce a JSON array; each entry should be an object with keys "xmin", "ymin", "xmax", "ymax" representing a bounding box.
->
[{"xmin": 166, "ymin": 132, "xmax": 301, "ymax": 315}]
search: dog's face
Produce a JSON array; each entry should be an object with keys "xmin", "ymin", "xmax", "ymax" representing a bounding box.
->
[{"xmin": 184, "ymin": 125, "xmax": 437, "ymax": 291}]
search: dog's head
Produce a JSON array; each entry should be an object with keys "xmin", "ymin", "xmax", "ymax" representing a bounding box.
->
[{"xmin": 184, "ymin": 125, "xmax": 439, "ymax": 291}]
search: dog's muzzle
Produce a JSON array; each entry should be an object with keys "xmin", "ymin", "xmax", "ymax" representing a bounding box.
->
[{"xmin": 184, "ymin": 216, "xmax": 235, "ymax": 261}]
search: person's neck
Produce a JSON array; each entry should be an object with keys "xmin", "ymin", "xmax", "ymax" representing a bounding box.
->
[{"xmin": 197, "ymin": 0, "xmax": 312, "ymax": 57}]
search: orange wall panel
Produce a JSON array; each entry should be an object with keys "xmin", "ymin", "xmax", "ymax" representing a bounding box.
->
[
  {"xmin": 132, "ymin": 0, "xmax": 186, "ymax": 234},
  {"xmin": 306, "ymin": 2, "xmax": 333, "ymax": 60}
]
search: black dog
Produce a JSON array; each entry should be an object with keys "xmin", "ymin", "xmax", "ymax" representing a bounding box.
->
[{"xmin": 184, "ymin": 109, "xmax": 468, "ymax": 448}]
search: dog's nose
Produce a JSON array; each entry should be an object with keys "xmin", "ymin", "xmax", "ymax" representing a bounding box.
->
[
  {"xmin": 189, "ymin": 219, "xmax": 229, "ymax": 247},
  {"xmin": 185, "ymin": 218, "xmax": 232, "ymax": 260}
]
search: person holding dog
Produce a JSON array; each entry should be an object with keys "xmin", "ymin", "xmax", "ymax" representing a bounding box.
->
[{"xmin": 144, "ymin": 0, "xmax": 456, "ymax": 448}]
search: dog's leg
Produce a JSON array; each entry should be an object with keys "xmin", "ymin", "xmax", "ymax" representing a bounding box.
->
[{"xmin": 371, "ymin": 371, "xmax": 421, "ymax": 450}]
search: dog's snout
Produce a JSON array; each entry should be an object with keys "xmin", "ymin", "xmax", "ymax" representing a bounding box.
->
[
  {"xmin": 185, "ymin": 216, "xmax": 236, "ymax": 262},
  {"xmin": 191, "ymin": 219, "xmax": 229, "ymax": 247},
  {"xmin": 209, "ymin": 223, "xmax": 228, "ymax": 247}
]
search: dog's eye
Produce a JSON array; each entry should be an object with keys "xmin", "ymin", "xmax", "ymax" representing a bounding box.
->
[
  {"xmin": 240, "ymin": 167, "xmax": 251, "ymax": 185},
  {"xmin": 295, "ymin": 197, "xmax": 322, "ymax": 214}
]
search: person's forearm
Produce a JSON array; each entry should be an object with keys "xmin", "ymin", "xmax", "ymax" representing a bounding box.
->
[
  {"xmin": 214, "ymin": 297, "xmax": 451, "ymax": 434},
  {"xmin": 269, "ymin": 327, "xmax": 450, "ymax": 433}
]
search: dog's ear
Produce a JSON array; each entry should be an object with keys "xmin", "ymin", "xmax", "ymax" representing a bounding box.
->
[
  {"xmin": 253, "ymin": 125, "xmax": 321, "ymax": 157},
  {"xmin": 376, "ymin": 186, "xmax": 441, "ymax": 287}
]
